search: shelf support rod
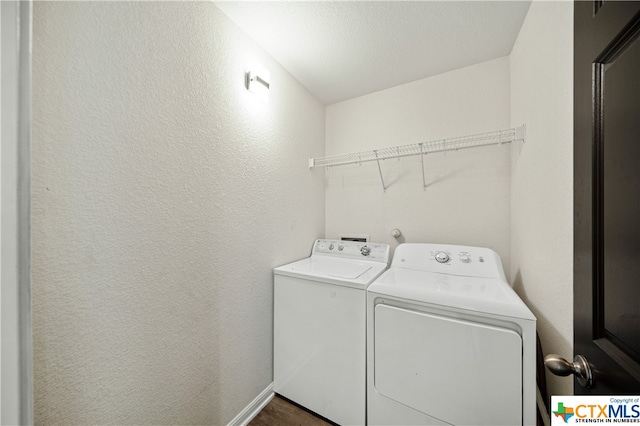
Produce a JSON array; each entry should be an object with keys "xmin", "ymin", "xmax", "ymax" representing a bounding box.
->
[{"xmin": 374, "ymin": 150, "xmax": 387, "ymax": 192}]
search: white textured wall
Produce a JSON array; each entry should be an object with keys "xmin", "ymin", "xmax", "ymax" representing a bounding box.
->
[
  {"xmin": 510, "ymin": 1, "xmax": 573, "ymax": 397},
  {"xmin": 31, "ymin": 2, "xmax": 325, "ymax": 424},
  {"xmin": 325, "ymin": 58, "xmax": 512, "ymax": 272}
]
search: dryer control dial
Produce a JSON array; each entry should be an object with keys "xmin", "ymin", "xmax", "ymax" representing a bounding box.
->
[
  {"xmin": 435, "ymin": 251, "xmax": 450, "ymax": 263},
  {"xmin": 361, "ymin": 246, "xmax": 371, "ymax": 256}
]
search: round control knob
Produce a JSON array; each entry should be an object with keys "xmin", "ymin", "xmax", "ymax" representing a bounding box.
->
[
  {"xmin": 338, "ymin": 245, "xmax": 344, "ymax": 251},
  {"xmin": 435, "ymin": 251, "xmax": 450, "ymax": 263},
  {"xmin": 460, "ymin": 254, "xmax": 471, "ymax": 263},
  {"xmin": 329, "ymin": 244, "xmax": 335, "ymax": 250},
  {"xmin": 360, "ymin": 246, "xmax": 371, "ymax": 256}
]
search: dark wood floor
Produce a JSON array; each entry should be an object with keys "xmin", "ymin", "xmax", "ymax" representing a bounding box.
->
[{"xmin": 249, "ymin": 395, "xmax": 335, "ymax": 426}]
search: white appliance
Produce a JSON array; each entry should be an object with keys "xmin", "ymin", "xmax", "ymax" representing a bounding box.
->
[
  {"xmin": 274, "ymin": 239, "xmax": 390, "ymax": 426},
  {"xmin": 367, "ymin": 243, "xmax": 536, "ymax": 426}
]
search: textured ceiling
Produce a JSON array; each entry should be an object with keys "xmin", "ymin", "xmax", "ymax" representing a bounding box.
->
[{"xmin": 215, "ymin": 1, "xmax": 532, "ymax": 105}]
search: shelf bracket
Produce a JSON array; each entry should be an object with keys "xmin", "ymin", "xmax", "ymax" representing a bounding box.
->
[
  {"xmin": 374, "ymin": 150, "xmax": 387, "ymax": 192},
  {"xmin": 420, "ymin": 143, "xmax": 427, "ymax": 191},
  {"xmin": 515, "ymin": 124, "xmax": 526, "ymax": 142}
]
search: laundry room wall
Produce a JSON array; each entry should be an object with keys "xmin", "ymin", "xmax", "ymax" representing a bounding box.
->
[
  {"xmin": 325, "ymin": 57, "xmax": 512, "ymax": 273},
  {"xmin": 510, "ymin": 1, "xmax": 574, "ymax": 397},
  {"xmin": 31, "ymin": 2, "xmax": 325, "ymax": 424}
]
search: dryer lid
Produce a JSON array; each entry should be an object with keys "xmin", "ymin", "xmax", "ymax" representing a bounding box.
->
[{"xmin": 368, "ymin": 267, "xmax": 535, "ymax": 320}]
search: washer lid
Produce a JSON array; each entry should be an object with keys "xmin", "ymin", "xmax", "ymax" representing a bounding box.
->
[
  {"xmin": 275, "ymin": 257, "xmax": 387, "ymax": 289},
  {"xmin": 368, "ymin": 267, "xmax": 535, "ymax": 320}
]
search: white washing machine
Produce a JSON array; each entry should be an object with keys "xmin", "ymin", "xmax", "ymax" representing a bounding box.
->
[
  {"xmin": 367, "ymin": 243, "xmax": 536, "ymax": 426},
  {"xmin": 274, "ymin": 239, "xmax": 390, "ymax": 426}
]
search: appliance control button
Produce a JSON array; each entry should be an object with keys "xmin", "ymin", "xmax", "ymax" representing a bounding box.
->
[
  {"xmin": 338, "ymin": 245, "xmax": 344, "ymax": 251},
  {"xmin": 435, "ymin": 251, "xmax": 450, "ymax": 263},
  {"xmin": 460, "ymin": 254, "xmax": 471, "ymax": 263},
  {"xmin": 329, "ymin": 244, "xmax": 334, "ymax": 250},
  {"xmin": 361, "ymin": 246, "xmax": 371, "ymax": 256}
]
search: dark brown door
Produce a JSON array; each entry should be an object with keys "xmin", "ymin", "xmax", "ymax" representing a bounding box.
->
[{"xmin": 574, "ymin": 1, "xmax": 640, "ymax": 393}]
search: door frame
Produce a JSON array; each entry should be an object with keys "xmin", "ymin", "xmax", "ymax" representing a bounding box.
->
[
  {"xmin": 1, "ymin": 0, "xmax": 33, "ymax": 423},
  {"xmin": 574, "ymin": 0, "xmax": 640, "ymax": 394}
]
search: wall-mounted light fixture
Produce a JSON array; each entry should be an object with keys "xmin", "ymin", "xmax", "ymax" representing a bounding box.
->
[{"xmin": 245, "ymin": 69, "xmax": 270, "ymax": 102}]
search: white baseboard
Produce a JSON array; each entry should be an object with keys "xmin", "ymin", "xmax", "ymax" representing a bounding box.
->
[{"xmin": 227, "ymin": 383, "xmax": 274, "ymax": 426}]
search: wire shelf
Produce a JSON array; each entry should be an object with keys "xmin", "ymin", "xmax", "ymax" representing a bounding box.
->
[
  {"xmin": 310, "ymin": 126, "xmax": 524, "ymax": 168},
  {"xmin": 309, "ymin": 125, "xmax": 525, "ymax": 191}
]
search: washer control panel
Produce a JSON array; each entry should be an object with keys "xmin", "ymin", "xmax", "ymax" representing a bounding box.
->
[
  {"xmin": 392, "ymin": 243, "xmax": 505, "ymax": 280},
  {"xmin": 313, "ymin": 239, "xmax": 390, "ymax": 264}
]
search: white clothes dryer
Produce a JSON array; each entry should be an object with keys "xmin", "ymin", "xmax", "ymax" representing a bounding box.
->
[
  {"xmin": 367, "ymin": 243, "xmax": 536, "ymax": 426},
  {"xmin": 274, "ymin": 239, "xmax": 390, "ymax": 426}
]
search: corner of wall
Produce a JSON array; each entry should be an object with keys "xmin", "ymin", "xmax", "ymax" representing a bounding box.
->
[{"xmin": 509, "ymin": 0, "xmax": 574, "ymax": 398}]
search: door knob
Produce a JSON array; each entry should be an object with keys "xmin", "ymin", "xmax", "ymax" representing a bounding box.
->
[{"xmin": 544, "ymin": 354, "xmax": 593, "ymax": 388}]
